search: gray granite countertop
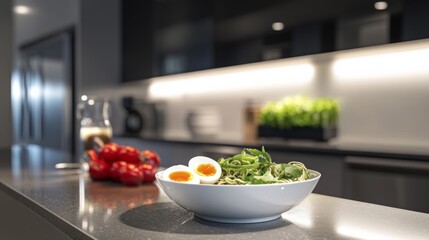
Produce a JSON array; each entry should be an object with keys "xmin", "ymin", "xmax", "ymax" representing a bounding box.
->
[
  {"xmin": 119, "ymin": 134, "xmax": 429, "ymax": 161},
  {"xmin": 1, "ymin": 145, "xmax": 429, "ymax": 239}
]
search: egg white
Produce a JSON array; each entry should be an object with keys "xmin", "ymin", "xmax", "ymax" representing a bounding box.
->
[
  {"xmin": 188, "ymin": 156, "xmax": 221, "ymax": 184},
  {"xmin": 162, "ymin": 165, "xmax": 200, "ymax": 184}
]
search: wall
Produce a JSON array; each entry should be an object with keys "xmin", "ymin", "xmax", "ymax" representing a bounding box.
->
[
  {"xmin": 0, "ymin": 0, "xmax": 13, "ymax": 148},
  {"xmin": 14, "ymin": 0, "xmax": 79, "ymax": 46},
  {"xmin": 90, "ymin": 38, "xmax": 429, "ymax": 149},
  {"xmin": 80, "ymin": 0, "xmax": 121, "ymax": 90}
]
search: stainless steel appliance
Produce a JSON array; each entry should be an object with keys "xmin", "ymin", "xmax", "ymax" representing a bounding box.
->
[{"xmin": 11, "ymin": 30, "xmax": 75, "ymax": 160}]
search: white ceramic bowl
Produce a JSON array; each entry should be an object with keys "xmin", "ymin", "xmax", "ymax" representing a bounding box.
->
[{"xmin": 155, "ymin": 170, "xmax": 321, "ymax": 223}]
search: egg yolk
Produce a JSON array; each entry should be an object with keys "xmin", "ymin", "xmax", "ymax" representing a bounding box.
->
[
  {"xmin": 169, "ymin": 171, "xmax": 193, "ymax": 182},
  {"xmin": 196, "ymin": 163, "xmax": 216, "ymax": 176}
]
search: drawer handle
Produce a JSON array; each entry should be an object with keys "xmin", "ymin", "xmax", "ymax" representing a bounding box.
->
[{"xmin": 345, "ymin": 157, "xmax": 429, "ymax": 172}]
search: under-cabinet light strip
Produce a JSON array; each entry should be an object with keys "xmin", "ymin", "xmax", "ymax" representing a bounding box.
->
[
  {"xmin": 332, "ymin": 46, "xmax": 429, "ymax": 80},
  {"xmin": 148, "ymin": 63, "xmax": 315, "ymax": 98}
]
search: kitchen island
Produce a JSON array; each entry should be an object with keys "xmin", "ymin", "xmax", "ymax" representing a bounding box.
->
[{"xmin": 0, "ymin": 145, "xmax": 428, "ymax": 240}]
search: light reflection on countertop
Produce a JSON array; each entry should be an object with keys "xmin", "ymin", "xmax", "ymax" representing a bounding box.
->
[
  {"xmin": 1, "ymin": 145, "xmax": 429, "ymax": 240},
  {"xmin": 284, "ymin": 193, "xmax": 429, "ymax": 240}
]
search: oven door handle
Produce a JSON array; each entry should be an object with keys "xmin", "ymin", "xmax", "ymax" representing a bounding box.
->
[{"xmin": 345, "ymin": 156, "xmax": 429, "ymax": 174}]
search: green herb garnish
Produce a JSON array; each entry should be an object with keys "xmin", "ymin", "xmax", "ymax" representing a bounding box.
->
[{"xmin": 216, "ymin": 147, "xmax": 310, "ymax": 185}]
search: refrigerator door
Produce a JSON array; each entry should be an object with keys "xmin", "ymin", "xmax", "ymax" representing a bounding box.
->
[{"xmin": 12, "ymin": 31, "xmax": 74, "ymax": 158}]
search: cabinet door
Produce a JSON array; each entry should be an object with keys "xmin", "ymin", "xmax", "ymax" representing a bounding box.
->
[
  {"xmin": 0, "ymin": 190, "xmax": 72, "ymax": 240},
  {"xmin": 269, "ymin": 151, "xmax": 345, "ymax": 198},
  {"xmin": 344, "ymin": 156, "xmax": 429, "ymax": 213}
]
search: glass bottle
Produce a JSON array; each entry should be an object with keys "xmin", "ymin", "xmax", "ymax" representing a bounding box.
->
[{"xmin": 78, "ymin": 96, "xmax": 113, "ymax": 152}]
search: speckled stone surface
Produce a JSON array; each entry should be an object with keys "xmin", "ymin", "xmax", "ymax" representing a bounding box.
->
[
  {"xmin": 117, "ymin": 134, "xmax": 429, "ymax": 161},
  {"xmin": 1, "ymin": 145, "xmax": 429, "ymax": 240}
]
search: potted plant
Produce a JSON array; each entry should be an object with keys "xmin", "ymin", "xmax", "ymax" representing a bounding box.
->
[{"xmin": 258, "ymin": 95, "xmax": 340, "ymax": 141}]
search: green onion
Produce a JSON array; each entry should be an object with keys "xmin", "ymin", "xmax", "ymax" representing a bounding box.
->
[{"xmin": 216, "ymin": 147, "xmax": 310, "ymax": 185}]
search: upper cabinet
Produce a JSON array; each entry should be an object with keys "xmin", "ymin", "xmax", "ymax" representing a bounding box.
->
[{"xmin": 122, "ymin": 0, "xmax": 429, "ymax": 82}]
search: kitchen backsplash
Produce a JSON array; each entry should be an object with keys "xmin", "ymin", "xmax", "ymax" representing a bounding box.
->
[{"xmin": 85, "ymin": 38, "xmax": 429, "ymax": 148}]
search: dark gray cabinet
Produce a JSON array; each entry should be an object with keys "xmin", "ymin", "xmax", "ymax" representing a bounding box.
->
[
  {"xmin": 344, "ymin": 156, "xmax": 429, "ymax": 213},
  {"xmin": 121, "ymin": 0, "xmax": 429, "ymax": 81},
  {"xmin": 0, "ymin": 189, "xmax": 72, "ymax": 240}
]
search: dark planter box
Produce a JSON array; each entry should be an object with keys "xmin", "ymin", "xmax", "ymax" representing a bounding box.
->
[{"xmin": 258, "ymin": 125, "xmax": 337, "ymax": 141}]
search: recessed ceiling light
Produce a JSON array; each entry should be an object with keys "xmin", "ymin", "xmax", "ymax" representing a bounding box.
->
[
  {"xmin": 272, "ymin": 22, "xmax": 284, "ymax": 31},
  {"xmin": 374, "ymin": 1, "xmax": 388, "ymax": 10},
  {"xmin": 14, "ymin": 5, "xmax": 31, "ymax": 14}
]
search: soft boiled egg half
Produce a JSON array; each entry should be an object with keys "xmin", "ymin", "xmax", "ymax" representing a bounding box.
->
[
  {"xmin": 188, "ymin": 156, "xmax": 221, "ymax": 184},
  {"xmin": 162, "ymin": 165, "xmax": 200, "ymax": 184}
]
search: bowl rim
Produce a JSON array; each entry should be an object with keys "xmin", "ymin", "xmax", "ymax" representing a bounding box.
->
[{"xmin": 156, "ymin": 169, "xmax": 321, "ymax": 187}]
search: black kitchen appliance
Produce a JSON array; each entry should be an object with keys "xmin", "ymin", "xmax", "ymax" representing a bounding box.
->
[
  {"xmin": 122, "ymin": 96, "xmax": 144, "ymax": 134},
  {"xmin": 122, "ymin": 96, "xmax": 164, "ymax": 136}
]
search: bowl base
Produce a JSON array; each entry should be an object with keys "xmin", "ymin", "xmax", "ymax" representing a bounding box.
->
[{"xmin": 195, "ymin": 214, "xmax": 281, "ymax": 224}]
